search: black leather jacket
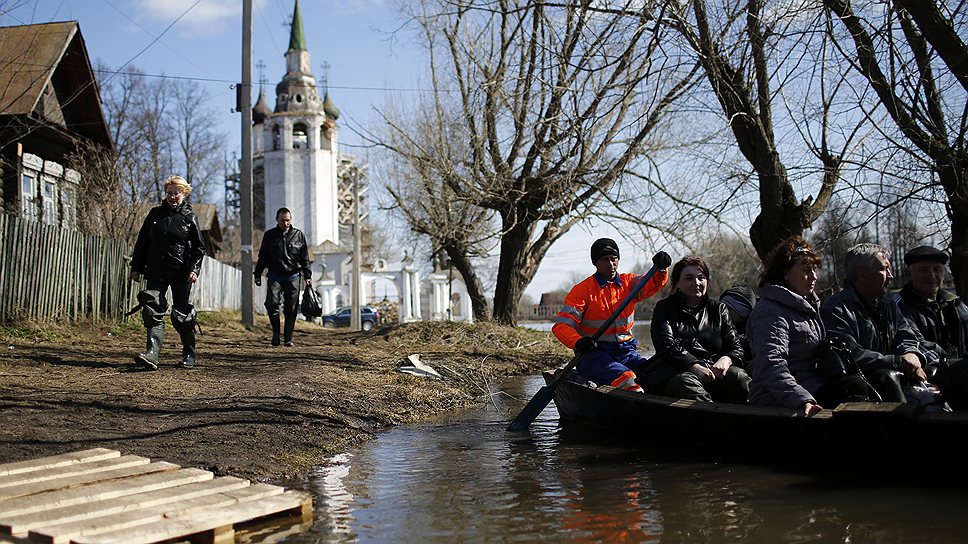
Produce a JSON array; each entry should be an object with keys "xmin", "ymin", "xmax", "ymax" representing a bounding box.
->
[
  {"xmin": 894, "ymin": 284, "xmax": 968, "ymax": 360},
  {"xmin": 820, "ymin": 283, "xmax": 924, "ymax": 372},
  {"xmin": 650, "ymin": 291, "xmax": 745, "ymax": 371},
  {"xmin": 130, "ymin": 201, "xmax": 205, "ymax": 278},
  {"xmin": 254, "ymin": 226, "xmax": 311, "ymax": 280}
]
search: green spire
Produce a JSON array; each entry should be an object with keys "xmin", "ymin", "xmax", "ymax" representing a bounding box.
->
[{"xmin": 287, "ymin": 0, "xmax": 306, "ymax": 51}]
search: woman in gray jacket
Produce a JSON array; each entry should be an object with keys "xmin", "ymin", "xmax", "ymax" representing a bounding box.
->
[{"xmin": 747, "ymin": 237, "xmax": 872, "ymax": 415}]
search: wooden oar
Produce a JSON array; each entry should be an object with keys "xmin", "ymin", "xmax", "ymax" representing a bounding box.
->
[{"xmin": 506, "ymin": 261, "xmax": 663, "ymax": 431}]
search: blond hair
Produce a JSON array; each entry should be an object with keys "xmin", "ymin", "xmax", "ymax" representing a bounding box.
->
[{"xmin": 163, "ymin": 175, "xmax": 193, "ymax": 196}]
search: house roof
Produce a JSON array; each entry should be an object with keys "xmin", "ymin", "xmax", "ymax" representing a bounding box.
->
[{"xmin": 0, "ymin": 21, "xmax": 112, "ymax": 149}]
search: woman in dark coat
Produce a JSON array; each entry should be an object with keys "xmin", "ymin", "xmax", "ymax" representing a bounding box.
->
[
  {"xmin": 129, "ymin": 175, "xmax": 205, "ymax": 370},
  {"xmin": 642, "ymin": 256, "xmax": 750, "ymax": 403},
  {"xmin": 747, "ymin": 236, "xmax": 873, "ymax": 415}
]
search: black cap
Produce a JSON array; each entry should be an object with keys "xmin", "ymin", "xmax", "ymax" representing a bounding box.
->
[
  {"xmin": 904, "ymin": 245, "xmax": 948, "ymax": 266},
  {"xmin": 590, "ymin": 238, "xmax": 620, "ymax": 264}
]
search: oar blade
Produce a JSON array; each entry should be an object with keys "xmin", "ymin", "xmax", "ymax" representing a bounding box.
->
[{"xmin": 506, "ymin": 385, "xmax": 556, "ymax": 431}]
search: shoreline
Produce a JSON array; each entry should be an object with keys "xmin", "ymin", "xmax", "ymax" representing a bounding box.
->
[{"xmin": 0, "ymin": 313, "xmax": 564, "ymax": 482}]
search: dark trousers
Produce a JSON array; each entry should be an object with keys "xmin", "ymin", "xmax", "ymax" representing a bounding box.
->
[
  {"xmin": 265, "ymin": 277, "xmax": 299, "ymax": 318},
  {"xmin": 656, "ymin": 366, "xmax": 750, "ymax": 404},
  {"xmin": 145, "ymin": 274, "xmax": 192, "ymax": 316}
]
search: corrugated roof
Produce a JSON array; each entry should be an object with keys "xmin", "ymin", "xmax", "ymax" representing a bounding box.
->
[{"xmin": 0, "ymin": 21, "xmax": 76, "ymax": 115}]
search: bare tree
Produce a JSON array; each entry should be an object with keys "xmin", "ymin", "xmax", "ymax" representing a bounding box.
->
[
  {"xmin": 823, "ymin": 0, "xmax": 968, "ymax": 296},
  {"xmin": 171, "ymin": 80, "xmax": 225, "ymax": 202},
  {"xmin": 375, "ymin": 0, "xmax": 699, "ymax": 324},
  {"xmin": 665, "ymin": 0, "xmax": 871, "ymax": 261}
]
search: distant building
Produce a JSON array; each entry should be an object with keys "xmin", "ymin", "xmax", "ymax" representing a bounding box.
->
[
  {"xmin": 0, "ymin": 21, "xmax": 113, "ymax": 226},
  {"xmin": 251, "ymin": 0, "xmax": 399, "ymax": 316}
]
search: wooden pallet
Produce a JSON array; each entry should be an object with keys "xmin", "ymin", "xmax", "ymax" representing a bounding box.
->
[{"xmin": 0, "ymin": 449, "xmax": 312, "ymax": 544}]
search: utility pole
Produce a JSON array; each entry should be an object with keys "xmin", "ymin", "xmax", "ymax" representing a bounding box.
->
[
  {"xmin": 350, "ymin": 166, "xmax": 361, "ymax": 331},
  {"xmin": 240, "ymin": 0, "xmax": 254, "ymax": 328}
]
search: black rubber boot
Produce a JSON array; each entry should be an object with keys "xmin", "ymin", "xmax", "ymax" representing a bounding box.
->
[
  {"xmin": 269, "ymin": 313, "xmax": 281, "ymax": 346},
  {"xmin": 134, "ymin": 289, "xmax": 165, "ymax": 370},
  {"xmin": 172, "ymin": 307, "xmax": 197, "ymax": 369},
  {"xmin": 134, "ymin": 324, "xmax": 163, "ymax": 370},
  {"xmin": 283, "ymin": 310, "xmax": 296, "ymax": 347}
]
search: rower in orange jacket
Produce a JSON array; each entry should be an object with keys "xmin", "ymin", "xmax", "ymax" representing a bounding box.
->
[{"xmin": 553, "ymin": 238, "xmax": 671, "ymax": 391}]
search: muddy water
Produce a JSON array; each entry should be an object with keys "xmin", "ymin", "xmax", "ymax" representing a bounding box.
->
[{"xmin": 269, "ymin": 375, "xmax": 968, "ymax": 543}]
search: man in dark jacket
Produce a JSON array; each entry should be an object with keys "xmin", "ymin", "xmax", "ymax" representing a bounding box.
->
[
  {"xmin": 254, "ymin": 207, "xmax": 312, "ymax": 346},
  {"xmin": 893, "ymin": 245, "xmax": 968, "ymax": 409},
  {"xmin": 820, "ymin": 243, "xmax": 927, "ymax": 401}
]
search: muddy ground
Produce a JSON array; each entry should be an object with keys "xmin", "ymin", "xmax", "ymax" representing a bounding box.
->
[{"xmin": 0, "ymin": 313, "xmax": 567, "ymax": 482}]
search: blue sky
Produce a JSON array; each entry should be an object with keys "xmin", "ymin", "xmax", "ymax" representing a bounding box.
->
[
  {"xmin": 1, "ymin": 0, "xmax": 658, "ymax": 299},
  {"xmin": 1, "ymin": 0, "xmax": 423, "ymax": 153}
]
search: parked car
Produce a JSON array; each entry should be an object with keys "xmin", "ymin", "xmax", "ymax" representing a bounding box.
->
[{"xmin": 322, "ymin": 307, "xmax": 380, "ymax": 331}]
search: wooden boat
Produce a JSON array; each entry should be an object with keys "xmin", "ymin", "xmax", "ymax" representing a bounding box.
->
[{"xmin": 544, "ymin": 370, "xmax": 968, "ymax": 474}]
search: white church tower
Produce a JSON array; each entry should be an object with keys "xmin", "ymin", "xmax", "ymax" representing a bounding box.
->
[{"xmin": 252, "ymin": 0, "xmax": 341, "ymax": 249}]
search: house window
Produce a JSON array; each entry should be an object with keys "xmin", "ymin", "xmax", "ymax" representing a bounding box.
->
[
  {"xmin": 42, "ymin": 177, "xmax": 57, "ymax": 226},
  {"xmin": 272, "ymin": 125, "xmax": 281, "ymax": 150},
  {"xmin": 293, "ymin": 123, "xmax": 308, "ymax": 149},
  {"xmin": 61, "ymin": 187, "xmax": 76, "ymax": 228},
  {"xmin": 21, "ymin": 171, "xmax": 37, "ymax": 219}
]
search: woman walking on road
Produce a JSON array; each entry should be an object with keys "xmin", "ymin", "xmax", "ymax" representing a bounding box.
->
[{"xmin": 129, "ymin": 175, "xmax": 206, "ymax": 370}]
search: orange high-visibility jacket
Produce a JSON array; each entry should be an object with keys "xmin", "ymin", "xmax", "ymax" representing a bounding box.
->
[{"xmin": 553, "ymin": 271, "xmax": 668, "ymax": 349}]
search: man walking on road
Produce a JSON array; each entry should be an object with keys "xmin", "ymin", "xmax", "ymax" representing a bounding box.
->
[{"xmin": 254, "ymin": 207, "xmax": 312, "ymax": 347}]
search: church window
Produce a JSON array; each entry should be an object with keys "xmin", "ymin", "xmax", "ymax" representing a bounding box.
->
[
  {"xmin": 320, "ymin": 125, "xmax": 332, "ymax": 151},
  {"xmin": 293, "ymin": 123, "xmax": 309, "ymax": 149},
  {"xmin": 295, "ymin": 94, "xmax": 303, "ymax": 103},
  {"xmin": 272, "ymin": 125, "xmax": 281, "ymax": 150}
]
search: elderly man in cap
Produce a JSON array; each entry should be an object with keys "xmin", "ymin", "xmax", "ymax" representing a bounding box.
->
[
  {"xmin": 820, "ymin": 243, "xmax": 927, "ymax": 402},
  {"xmin": 552, "ymin": 238, "xmax": 671, "ymax": 392},
  {"xmin": 893, "ymin": 245, "xmax": 968, "ymax": 410}
]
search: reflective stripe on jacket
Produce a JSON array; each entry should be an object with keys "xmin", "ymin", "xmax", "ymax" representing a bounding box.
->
[{"xmin": 552, "ymin": 270, "xmax": 668, "ymax": 348}]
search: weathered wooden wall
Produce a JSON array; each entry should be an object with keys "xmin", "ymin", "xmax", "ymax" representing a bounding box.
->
[{"xmin": 0, "ymin": 214, "xmax": 241, "ymax": 323}]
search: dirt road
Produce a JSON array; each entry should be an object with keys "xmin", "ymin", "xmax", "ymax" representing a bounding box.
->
[{"xmin": 0, "ymin": 313, "xmax": 564, "ymax": 481}]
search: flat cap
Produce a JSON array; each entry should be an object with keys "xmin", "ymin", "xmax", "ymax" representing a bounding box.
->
[{"xmin": 904, "ymin": 245, "xmax": 948, "ymax": 266}]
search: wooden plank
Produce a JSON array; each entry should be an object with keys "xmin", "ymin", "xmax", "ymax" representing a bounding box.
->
[
  {"xmin": 0, "ymin": 468, "xmax": 206, "ymax": 521},
  {"xmin": 0, "ymin": 462, "xmax": 181, "ymax": 506},
  {"xmin": 0, "ymin": 477, "xmax": 248, "ymax": 537},
  {"xmin": 0, "ymin": 450, "xmax": 120, "ymax": 478},
  {"xmin": 0, "ymin": 456, "xmax": 150, "ymax": 490},
  {"xmin": 39, "ymin": 484, "xmax": 289, "ymax": 544}
]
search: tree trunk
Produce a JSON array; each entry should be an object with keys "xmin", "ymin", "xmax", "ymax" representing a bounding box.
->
[
  {"xmin": 491, "ymin": 220, "xmax": 536, "ymax": 325},
  {"xmin": 446, "ymin": 246, "xmax": 490, "ymax": 321},
  {"xmin": 939, "ymin": 160, "xmax": 968, "ymax": 298}
]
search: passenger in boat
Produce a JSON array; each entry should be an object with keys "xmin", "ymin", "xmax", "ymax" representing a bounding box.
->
[
  {"xmin": 893, "ymin": 245, "xmax": 968, "ymax": 410},
  {"xmin": 747, "ymin": 237, "xmax": 873, "ymax": 415},
  {"xmin": 641, "ymin": 256, "xmax": 750, "ymax": 403},
  {"xmin": 552, "ymin": 238, "xmax": 671, "ymax": 392},
  {"xmin": 719, "ymin": 284, "xmax": 756, "ymax": 366},
  {"xmin": 820, "ymin": 243, "xmax": 928, "ymax": 402}
]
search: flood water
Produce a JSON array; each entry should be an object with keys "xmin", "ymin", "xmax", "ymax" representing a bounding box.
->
[{"xmin": 268, "ymin": 374, "xmax": 968, "ymax": 544}]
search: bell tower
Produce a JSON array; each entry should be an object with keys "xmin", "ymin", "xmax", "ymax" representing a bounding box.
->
[{"xmin": 257, "ymin": 0, "xmax": 340, "ymax": 248}]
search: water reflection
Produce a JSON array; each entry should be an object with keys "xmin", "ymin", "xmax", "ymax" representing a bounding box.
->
[{"xmin": 277, "ymin": 375, "xmax": 968, "ymax": 543}]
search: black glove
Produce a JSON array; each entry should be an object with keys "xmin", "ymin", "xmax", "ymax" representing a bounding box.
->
[
  {"xmin": 575, "ymin": 337, "xmax": 598, "ymax": 354},
  {"xmin": 653, "ymin": 251, "xmax": 672, "ymax": 270}
]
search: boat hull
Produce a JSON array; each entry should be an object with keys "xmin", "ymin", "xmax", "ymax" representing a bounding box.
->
[{"xmin": 546, "ymin": 371, "xmax": 968, "ymax": 473}]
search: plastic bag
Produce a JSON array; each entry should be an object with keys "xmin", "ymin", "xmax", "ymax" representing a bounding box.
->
[
  {"xmin": 904, "ymin": 381, "xmax": 951, "ymax": 413},
  {"xmin": 300, "ymin": 286, "xmax": 322, "ymax": 317}
]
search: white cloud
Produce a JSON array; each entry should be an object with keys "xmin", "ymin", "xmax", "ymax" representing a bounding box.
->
[{"xmin": 133, "ymin": 0, "xmax": 239, "ymax": 31}]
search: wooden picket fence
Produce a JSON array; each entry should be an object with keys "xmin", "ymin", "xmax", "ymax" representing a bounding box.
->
[{"xmin": 0, "ymin": 213, "xmax": 241, "ymax": 323}]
